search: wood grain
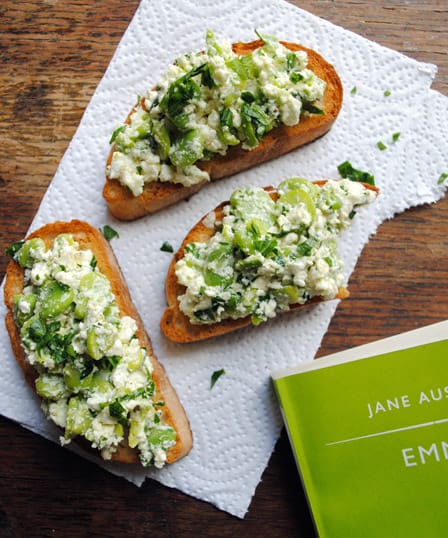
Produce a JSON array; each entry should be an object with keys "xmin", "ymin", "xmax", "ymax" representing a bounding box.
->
[{"xmin": 0, "ymin": 1, "xmax": 447, "ymax": 536}]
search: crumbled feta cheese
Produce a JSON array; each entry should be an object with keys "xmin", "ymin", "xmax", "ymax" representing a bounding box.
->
[
  {"xmin": 14, "ymin": 233, "xmax": 176, "ymax": 468},
  {"xmin": 108, "ymin": 31, "xmax": 326, "ymax": 196},
  {"xmin": 175, "ymin": 179, "xmax": 377, "ymax": 324}
]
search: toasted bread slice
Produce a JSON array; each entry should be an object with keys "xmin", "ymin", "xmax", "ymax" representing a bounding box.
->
[
  {"xmin": 4, "ymin": 220, "xmax": 192, "ymax": 465},
  {"xmin": 161, "ymin": 181, "xmax": 378, "ymax": 344},
  {"xmin": 103, "ymin": 40, "xmax": 343, "ymax": 220}
]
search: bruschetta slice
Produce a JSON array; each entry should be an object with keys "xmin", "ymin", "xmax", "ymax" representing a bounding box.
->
[
  {"xmin": 4, "ymin": 220, "xmax": 192, "ymax": 466},
  {"xmin": 161, "ymin": 178, "xmax": 378, "ymax": 343},
  {"xmin": 104, "ymin": 32, "xmax": 343, "ymax": 220}
]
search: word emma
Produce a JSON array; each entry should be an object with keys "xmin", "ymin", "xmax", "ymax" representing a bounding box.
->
[
  {"xmin": 367, "ymin": 386, "xmax": 448, "ymax": 419},
  {"xmin": 402, "ymin": 441, "xmax": 448, "ymax": 467}
]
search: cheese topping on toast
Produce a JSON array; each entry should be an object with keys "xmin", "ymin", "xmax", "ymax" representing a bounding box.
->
[
  {"xmin": 107, "ymin": 31, "xmax": 326, "ymax": 196},
  {"xmin": 175, "ymin": 178, "xmax": 377, "ymax": 325},
  {"xmin": 9, "ymin": 233, "xmax": 176, "ymax": 467}
]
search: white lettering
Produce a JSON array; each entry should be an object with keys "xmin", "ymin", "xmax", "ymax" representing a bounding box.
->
[
  {"xmin": 430, "ymin": 388, "xmax": 443, "ymax": 401},
  {"xmin": 386, "ymin": 398, "xmax": 400, "ymax": 411},
  {"xmin": 419, "ymin": 443, "xmax": 440, "ymax": 463},
  {"xmin": 402, "ymin": 448, "xmax": 417, "ymax": 467},
  {"xmin": 367, "ymin": 395, "xmax": 411, "ymax": 418},
  {"xmin": 419, "ymin": 387, "xmax": 448, "ymax": 404},
  {"xmin": 401, "ymin": 395, "xmax": 411, "ymax": 407},
  {"xmin": 402, "ymin": 441, "xmax": 448, "ymax": 467},
  {"xmin": 443, "ymin": 441, "xmax": 448, "ymax": 460}
]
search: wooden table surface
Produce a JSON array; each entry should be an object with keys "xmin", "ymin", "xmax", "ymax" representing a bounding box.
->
[{"xmin": 0, "ymin": 1, "xmax": 447, "ymax": 536}]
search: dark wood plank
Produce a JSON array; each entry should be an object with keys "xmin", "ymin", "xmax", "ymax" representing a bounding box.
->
[{"xmin": 0, "ymin": 1, "xmax": 446, "ymax": 536}]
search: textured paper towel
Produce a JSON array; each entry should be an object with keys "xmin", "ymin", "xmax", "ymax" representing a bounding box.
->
[{"xmin": 1, "ymin": 0, "xmax": 447, "ymax": 518}]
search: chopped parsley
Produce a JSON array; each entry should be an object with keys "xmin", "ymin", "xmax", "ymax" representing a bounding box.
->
[
  {"xmin": 6, "ymin": 240, "xmax": 25, "ymax": 258},
  {"xmin": 376, "ymin": 133, "xmax": 400, "ymax": 150},
  {"xmin": 160, "ymin": 241, "xmax": 174, "ymax": 253},
  {"xmin": 302, "ymin": 102, "xmax": 325, "ymax": 115},
  {"xmin": 210, "ymin": 368, "xmax": 226, "ymax": 389},
  {"xmin": 101, "ymin": 225, "xmax": 120, "ymax": 241},
  {"xmin": 384, "ymin": 90, "xmax": 391, "ymax": 97},
  {"xmin": 438, "ymin": 172, "xmax": 448, "ymax": 185},
  {"xmin": 350, "ymin": 86, "xmax": 357, "ymax": 95},
  {"xmin": 337, "ymin": 161, "xmax": 375, "ymax": 186},
  {"xmin": 109, "ymin": 125, "xmax": 126, "ymax": 144}
]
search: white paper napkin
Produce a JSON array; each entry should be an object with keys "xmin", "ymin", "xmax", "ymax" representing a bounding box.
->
[{"xmin": 1, "ymin": 0, "xmax": 447, "ymax": 518}]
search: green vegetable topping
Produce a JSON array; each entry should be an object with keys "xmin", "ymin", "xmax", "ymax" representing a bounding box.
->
[
  {"xmin": 302, "ymin": 102, "xmax": 325, "ymax": 115},
  {"xmin": 6, "ymin": 241, "xmax": 25, "ymax": 258},
  {"xmin": 384, "ymin": 90, "xmax": 391, "ymax": 97},
  {"xmin": 337, "ymin": 161, "xmax": 375, "ymax": 186},
  {"xmin": 392, "ymin": 132, "xmax": 401, "ymax": 143},
  {"xmin": 377, "ymin": 141, "xmax": 387, "ymax": 151},
  {"xmin": 101, "ymin": 225, "xmax": 120, "ymax": 241},
  {"xmin": 160, "ymin": 241, "xmax": 174, "ymax": 253},
  {"xmin": 109, "ymin": 125, "xmax": 126, "ymax": 144},
  {"xmin": 210, "ymin": 368, "xmax": 226, "ymax": 389},
  {"xmin": 175, "ymin": 178, "xmax": 377, "ymax": 325},
  {"xmin": 438, "ymin": 172, "xmax": 448, "ymax": 185},
  {"xmin": 350, "ymin": 86, "xmax": 357, "ymax": 95},
  {"xmin": 107, "ymin": 30, "xmax": 327, "ymax": 197}
]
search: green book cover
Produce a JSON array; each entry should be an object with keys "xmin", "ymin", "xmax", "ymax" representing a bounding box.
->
[{"xmin": 272, "ymin": 321, "xmax": 448, "ymax": 537}]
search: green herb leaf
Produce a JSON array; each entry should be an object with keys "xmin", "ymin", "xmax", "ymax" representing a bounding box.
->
[
  {"xmin": 297, "ymin": 241, "xmax": 312, "ymax": 257},
  {"xmin": 226, "ymin": 57, "xmax": 249, "ymax": 81},
  {"xmin": 210, "ymin": 368, "xmax": 226, "ymax": 389},
  {"xmin": 350, "ymin": 86, "xmax": 357, "ymax": 95},
  {"xmin": 159, "ymin": 64, "xmax": 206, "ymax": 129},
  {"xmin": 377, "ymin": 141, "xmax": 387, "ymax": 151},
  {"xmin": 254, "ymin": 238, "xmax": 277, "ymax": 257},
  {"xmin": 286, "ymin": 52, "xmax": 296, "ymax": 72},
  {"xmin": 384, "ymin": 90, "xmax": 391, "ymax": 97},
  {"xmin": 27, "ymin": 317, "xmax": 47, "ymax": 343},
  {"xmin": 109, "ymin": 125, "xmax": 126, "ymax": 144},
  {"xmin": 102, "ymin": 225, "xmax": 119, "ymax": 241},
  {"xmin": 301, "ymin": 101, "xmax": 325, "ymax": 115},
  {"xmin": 290, "ymin": 72, "xmax": 304, "ymax": 84},
  {"xmin": 160, "ymin": 241, "xmax": 174, "ymax": 253},
  {"xmin": 220, "ymin": 107, "xmax": 234, "ymax": 129},
  {"xmin": 241, "ymin": 91, "xmax": 256, "ymax": 103},
  {"xmin": 90, "ymin": 256, "xmax": 97, "ymax": 269},
  {"xmin": 194, "ymin": 308, "xmax": 215, "ymax": 322},
  {"xmin": 109, "ymin": 400, "xmax": 129, "ymax": 426},
  {"xmin": 185, "ymin": 243, "xmax": 201, "ymax": 258},
  {"xmin": 241, "ymin": 102, "xmax": 273, "ymax": 147},
  {"xmin": 6, "ymin": 241, "xmax": 24, "ymax": 258},
  {"xmin": 438, "ymin": 172, "xmax": 448, "ymax": 185},
  {"xmin": 200, "ymin": 64, "xmax": 216, "ymax": 88},
  {"xmin": 337, "ymin": 161, "xmax": 375, "ymax": 186},
  {"xmin": 100, "ymin": 356, "xmax": 120, "ymax": 371},
  {"xmin": 392, "ymin": 132, "xmax": 401, "ymax": 143}
]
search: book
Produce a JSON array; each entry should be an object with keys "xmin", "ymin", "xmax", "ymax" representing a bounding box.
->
[{"xmin": 272, "ymin": 320, "xmax": 448, "ymax": 537}]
